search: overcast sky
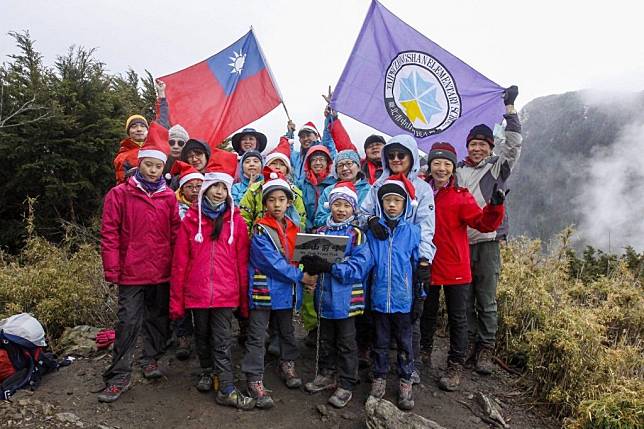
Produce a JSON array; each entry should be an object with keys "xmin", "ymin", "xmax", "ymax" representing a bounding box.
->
[{"xmin": 2, "ymin": 0, "xmax": 643, "ymax": 153}]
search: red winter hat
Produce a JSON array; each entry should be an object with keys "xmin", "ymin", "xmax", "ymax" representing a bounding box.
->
[
  {"xmin": 378, "ymin": 173, "xmax": 418, "ymax": 207},
  {"xmin": 204, "ymin": 147, "xmax": 238, "ymax": 177},
  {"xmin": 138, "ymin": 122, "xmax": 170, "ymax": 163},
  {"xmin": 428, "ymin": 142, "xmax": 458, "ymax": 167},
  {"xmin": 262, "ymin": 165, "xmax": 293, "ymax": 202},
  {"xmin": 298, "ymin": 121, "xmax": 320, "ymax": 137},
  {"xmin": 169, "ymin": 160, "xmax": 204, "ymax": 188}
]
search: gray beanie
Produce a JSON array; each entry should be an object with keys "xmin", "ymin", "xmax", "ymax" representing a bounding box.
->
[{"xmin": 169, "ymin": 124, "xmax": 189, "ymax": 141}]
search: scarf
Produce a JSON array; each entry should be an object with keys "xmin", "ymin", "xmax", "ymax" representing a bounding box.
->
[
  {"xmin": 326, "ymin": 215, "xmax": 355, "ymax": 229},
  {"xmin": 364, "ymin": 159, "xmax": 383, "ymax": 185},
  {"xmin": 257, "ymin": 214, "xmax": 298, "ymax": 262},
  {"xmin": 201, "ymin": 197, "xmax": 227, "ymax": 220},
  {"xmin": 175, "ymin": 189, "xmax": 192, "ymax": 207},
  {"xmin": 463, "ymin": 156, "xmax": 480, "ymax": 167},
  {"xmin": 134, "ymin": 169, "xmax": 165, "ymax": 194}
]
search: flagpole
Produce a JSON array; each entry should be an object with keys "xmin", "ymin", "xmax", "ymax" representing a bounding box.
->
[{"xmin": 281, "ymin": 101, "xmax": 292, "ymax": 121}]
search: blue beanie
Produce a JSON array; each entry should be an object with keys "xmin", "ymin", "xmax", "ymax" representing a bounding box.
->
[{"xmin": 332, "ymin": 150, "xmax": 361, "ymax": 178}]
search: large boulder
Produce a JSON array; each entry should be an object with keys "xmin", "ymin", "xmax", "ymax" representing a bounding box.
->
[
  {"xmin": 365, "ymin": 396, "xmax": 446, "ymax": 429},
  {"xmin": 57, "ymin": 325, "xmax": 101, "ymax": 356}
]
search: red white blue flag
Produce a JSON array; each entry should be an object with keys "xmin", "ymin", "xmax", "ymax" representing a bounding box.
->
[{"xmin": 160, "ymin": 30, "xmax": 282, "ymax": 146}]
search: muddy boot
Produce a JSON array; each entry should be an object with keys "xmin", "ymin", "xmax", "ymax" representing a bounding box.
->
[
  {"xmin": 196, "ymin": 370, "xmax": 213, "ymax": 392},
  {"xmin": 279, "ymin": 360, "xmax": 302, "ymax": 388},
  {"xmin": 216, "ymin": 388, "xmax": 256, "ymax": 411},
  {"xmin": 175, "ymin": 335, "xmax": 191, "ymax": 361},
  {"xmin": 398, "ymin": 379, "xmax": 414, "ymax": 410},
  {"xmin": 247, "ymin": 380, "xmax": 274, "ymax": 409},
  {"xmin": 305, "ymin": 372, "xmax": 336, "ymax": 393},
  {"xmin": 464, "ymin": 341, "xmax": 477, "ymax": 369},
  {"xmin": 328, "ymin": 387, "xmax": 353, "ymax": 408},
  {"xmin": 142, "ymin": 360, "xmax": 163, "ymax": 379},
  {"xmin": 97, "ymin": 377, "xmax": 131, "ymax": 403},
  {"xmin": 438, "ymin": 362, "xmax": 463, "ymax": 391},
  {"xmin": 369, "ymin": 377, "xmax": 386, "ymax": 399},
  {"xmin": 475, "ymin": 345, "xmax": 496, "ymax": 375}
]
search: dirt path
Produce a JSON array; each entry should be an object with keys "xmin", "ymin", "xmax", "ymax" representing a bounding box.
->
[{"xmin": 1, "ymin": 330, "xmax": 557, "ymax": 429}]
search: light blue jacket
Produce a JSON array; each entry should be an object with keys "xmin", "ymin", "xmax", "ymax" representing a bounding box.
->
[{"xmin": 289, "ymin": 115, "xmax": 338, "ymax": 184}]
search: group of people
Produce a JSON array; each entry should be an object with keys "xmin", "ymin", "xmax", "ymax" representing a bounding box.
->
[{"xmin": 99, "ymin": 82, "xmax": 522, "ymax": 413}]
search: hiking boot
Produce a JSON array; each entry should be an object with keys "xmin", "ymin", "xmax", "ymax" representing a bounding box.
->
[
  {"xmin": 279, "ymin": 360, "xmax": 302, "ymax": 388},
  {"xmin": 97, "ymin": 378, "xmax": 131, "ymax": 403},
  {"xmin": 464, "ymin": 341, "xmax": 477, "ymax": 369},
  {"xmin": 196, "ymin": 370, "xmax": 213, "ymax": 392},
  {"xmin": 369, "ymin": 377, "xmax": 386, "ymax": 399},
  {"xmin": 475, "ymin": 346, "xmax": 496, "ymax": 375},
  {"xmin": 410, "ymin": 370, "xmax": 421, "ymax": 385},
  {"xmin": 398, "ymin": 379, "xmax": 414, "ymax": 410},
  {"xmin": 216, "ymin": 388, "xmax": 256, "ymax": 411},
  {"xmin": 438, "ymin": 362, "xmax": 463, "ymax": 391},
  {"xmin": 247, "ymin": 380, "xmax": 274, "ymax": 409},
  {"xmin": 305, "ymin": 373, "xmax": 336, "ymax": 393},
  {"xmin": 328, "ymin": 387, "xmax": 352, "ymax": 408},
  {"xmin": 358, "ymin": 348, "xmax": 371, "ymax": 369},
  {"xmin": 175, "ymin": 336, "xmax": 191, "ymax": 361},
  {"xmin": 142, "ymin": 360, "xmax": 163, "ymax": 379},
  {"xmin": 304, "ymin": 329, "xmax": 318, "ymax": 348}
]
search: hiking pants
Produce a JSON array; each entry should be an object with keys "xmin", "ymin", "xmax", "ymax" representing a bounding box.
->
[
  {"xmin": 318, "ymin": 317, "xmax": 358, "ymax": 390},
  {"xmin": 419, "ymin": 284, "xmax": 470, "ymax": 365},
  {"xmin": 192, "ymin": 308, "xmax": 234, "ymax": 390},
  {"xmin": 468, "ymin": 241, "xmax": 501, "ymax": 347},
  {"xmin": 103, "ymin": 283, "xmax": 169, "ymax": 384},
  {"xmin": 241, "ymin": 309, "xmax": 298, "ymax": 381},
  {"xmin": 174, "ymin": 313, "xmax": 193, "ymax": 338},
  {"xmin": 372, "ymin": 311, "xmax": 414, "ymax": 381}
]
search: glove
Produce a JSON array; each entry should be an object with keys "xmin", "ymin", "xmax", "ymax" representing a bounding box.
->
[
  {"xmin": 412, "ymin": 298, "xmax": 425, "ymax": 322},
  {"xmin": 368, "ymin": 216, "xmax": 388, "ymax": 241},
  {"xmin": 490, "ymin": 183, "xmax": 509, "ymax": 206},
  {"xmin": 417, "ymin": 261, "xmax": 432, "ymax": 290},
  {"xmin": 95, "ymin": 329, "xmax": 116, "ymax": 350},
  {"xmin": 301, "ymin": 255, "xmax": 332, "ymax": 275},
  {"xmin": 503, "ymin": 85, "xmax": 518, "ymax": 106}
]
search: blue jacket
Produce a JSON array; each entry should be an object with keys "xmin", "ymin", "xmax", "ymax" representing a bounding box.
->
[
  {"xmin": 232, "ymin": 176, "xmax": 262, "ymax": 207},
  {"xmin": 289, "ymin": 115, "xmax": 338, "ymax": 184},
  {"xmin": 314, "ymin": 177, "xmax": 371, "ymax": 228},
  {"xmin": 299, "ymin": 177, "xmax": 336, "ymax": 232},
  {"xmin": 360, "ymin": 134, "xmax": 436, "ymax": 262},
  {"xmin": 312, "ymin": 223, "xmax": 372, "ymax": 319},
  {"xmin": 367, "ymin": 217, "xmax": 420, "ymax": 314},
  {"xmin": 248, "ymin": 223, "xmax": 303, "ymax": 311}
]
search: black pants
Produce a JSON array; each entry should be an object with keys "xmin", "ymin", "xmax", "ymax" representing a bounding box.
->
[
  {"xmin": 192, "ymin": 308, "xmax": 234, "ymax": 390},
  {"xmin": 103, "ymin": 284, "xmax": 170, "ymax": 384},
  {"xmin": 420, "ymin": 284, "xmax": 470, "ymax": 364},
  {"xmin": 372, "ymin": 312, "xmax": 414, "ymax": 380},
  {"xmin": 241, "ymin": 309, "xmax": 298, "ymax": 381},
  {"xmin": 319, "ymin": 317, "xmax": 358, "ymax": 390},
  {"xmin": 174, "ymin": 313, "xmax": 194, "ymax": 337}
]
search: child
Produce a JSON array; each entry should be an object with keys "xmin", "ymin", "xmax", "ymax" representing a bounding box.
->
[
  {"xmin": 170, "ymin": 160, "xmax": 255, "ymax": 410},
  {"xmin": 99, "ymin": 128, "xmax": 180, "ymax": 403},
  {"xmin": 231, "ymin": 150, "xmax": 263, "ymax": 206},
  {"xmin": 300, "ymin": 181, "xmax": 372, "ymax": 408},
  {"xmin": 241, "ymin": 167, "xmax": 317, "ymax": 409},
  {"xmin": 366, "ymin": 174, "xmax": 422, "ymax": 411},
  {"xmin": 170, "ymin": 161, "xmax": 204, "ymax": 220}
]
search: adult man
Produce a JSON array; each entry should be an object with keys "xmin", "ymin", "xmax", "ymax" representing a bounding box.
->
[
  {"xmin": 456, "ymin": 86, "xmax": 522, "ymax": 375},
  {"xmin": 361, "ymin": 135, "xmax": 385, "ymax": 185},
  {"xmin": 230, "ymin": 128, "xmax": 268, "ymax": 156}
]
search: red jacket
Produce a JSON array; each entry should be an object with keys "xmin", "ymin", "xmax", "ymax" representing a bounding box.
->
[
  {"xmin": 170, "ymin": 206, "xmax": 250, "ymax": 320},
  {"xmin": 101, "ymin": 177, "xmax": 180, "ymax": 285},
  {"xmin": 113, "ymin": 138, "xmax": 142, "ymax": 184},
  {"xmin": 432, "ymin": 184, "xmax": 504, "ymax": 285}
]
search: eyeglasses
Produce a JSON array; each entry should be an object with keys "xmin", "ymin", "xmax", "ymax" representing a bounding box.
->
[
  {"xmin": 310, "ymin": 156, "xmax": 327, "ymax": 163},
  {"xmin": 182, "ymin": 184, "xmax": 201, "ymax": 192},
  {"xmin": 169, "ymin": 140, "xmax": 186, "ymax": 147},
  {"xmin": 387, "ymin": 151, "xmax": 407, "ymax": 161},
  {"xmin": 186, "ymin": 151, "xmax": 205, "ymax": 160},
  {"xmin": 336, "ymin": 161, "xmax": 356, "ymax": 170}
]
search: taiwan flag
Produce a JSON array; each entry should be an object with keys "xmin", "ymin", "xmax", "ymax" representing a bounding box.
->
[{"xmin": 159, "ymin": 29, "xmax": 282, "ymax": 147}]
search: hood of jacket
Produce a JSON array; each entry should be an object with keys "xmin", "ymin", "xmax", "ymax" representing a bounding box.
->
[{"xmin": 377, "ymin": 134, "xmax": 421, "ymax": 183}]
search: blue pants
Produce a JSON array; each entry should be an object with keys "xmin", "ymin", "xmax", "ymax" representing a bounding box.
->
[{"xmin": 372, "ymin": 311, "xmax": 414, "ymax": 381}]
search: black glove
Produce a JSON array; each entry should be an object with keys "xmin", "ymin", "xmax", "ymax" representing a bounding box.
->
[
  {"xmin": 416, "ymin": 261, "xmax": 432, "ymax": 290},
  {"xmin": 300, "ymin": 255, "xmax": 332, "ymax": 275},
  {"xmin": 490, "ymin": 183, "xmax": 509, "ymax": 206},
  {"xmin": 503, "ymin": 85, "xmax": 518, "ymax": 106},
  {"xmin": 412, "ymin": 298, "xmax": 425, "ymax": 322},
  {"xmin": 368, "ymin": 216, "xmax": 388, "ymax": 240}
]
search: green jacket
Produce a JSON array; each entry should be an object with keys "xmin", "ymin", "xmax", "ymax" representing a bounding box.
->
[{"xmin": 239, "ymin": 181, "xmax": 307, "ymax": 235}]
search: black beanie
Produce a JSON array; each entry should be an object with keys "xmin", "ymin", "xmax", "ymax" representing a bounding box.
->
[
  {"xmin": 378, "ymin": 182, "xmax": 407, "ymax": 202},
  {"xmin": 364, "ymin": 134, "xmax": 386, "ymax": 151},
  {"xmin": 466, "ymin": 124, "xmax": 494, "ymax": 147}
]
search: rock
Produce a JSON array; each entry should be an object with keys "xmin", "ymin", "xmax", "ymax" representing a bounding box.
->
[
  {"xmin": 341, "ymin": 411, "xmax": 358, "ymax": 420},
  {"xmin": 476, "ymin": 392, "xmax": 508, "ymax": 428},
  {"xmin": 58, "ymin": 326, "xmax": 102, "ymax": 356},
  {"xmin": 56, "ymin": 412, "xmax": 81, "ymax": 424},
  {"xmin": 316, "ymin": 404, "xmax": 337, "ymax": 418},
  {"xmin": 365, "ymin": 396, "xmax": 447, "ymax": 429}
]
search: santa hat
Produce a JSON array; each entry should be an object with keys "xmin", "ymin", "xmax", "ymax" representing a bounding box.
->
[
  {"xmin": 298, "ymin": 121, "xmax": 320, "ymax": 137},
  {"xmin": 168, "ymin": 160, "xmax": 204, "ymax": 188},
  {"xmin": 377, "ymin": 173, "xmax": 418, "ymax": 208},
  {"xmin": 138, "ymin": 122, "xmax": 169, "ymax": 163},
  {"xmin": 265, "ymin": 139, "xmax": 292, "ymax": 175},
  {"xmin": 261, "ymin": 166, "xmax": 293, "ymax": 202},
  {"xmin": 194, "ymin": 148, "xmax": 238, "ymax": 245},
  {"xmin": 324, "ymin": 181, "xmax": 358, "ymax": 211}
]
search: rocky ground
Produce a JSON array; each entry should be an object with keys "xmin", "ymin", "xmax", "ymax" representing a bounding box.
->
[{"xmin": 0, "ymin": 324, "xmax": 558, "ymax": 429}]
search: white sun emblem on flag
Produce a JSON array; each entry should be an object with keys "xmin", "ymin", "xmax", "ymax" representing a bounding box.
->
[{"xmin": 228, "ymin": 50, "xmax": 246, "ymax": 75}]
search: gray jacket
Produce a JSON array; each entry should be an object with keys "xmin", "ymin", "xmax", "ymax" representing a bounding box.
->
[{"xmin": 456, "ymin": 113, "xmax": 522, "ymax": 244}]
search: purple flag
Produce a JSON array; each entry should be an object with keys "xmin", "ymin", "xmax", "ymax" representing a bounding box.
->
[{"xmin": 331, "ymin": 0, "xmax": 505, "ymax": 158}]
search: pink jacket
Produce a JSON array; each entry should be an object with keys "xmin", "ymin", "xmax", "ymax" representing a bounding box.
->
[
  {"xmin": 101, "ymin": 178, "xmax": 180, "ymax": 285},
  {"xmin": 170, "ymin": 205, "xmax": 250, "ymax": 320}
]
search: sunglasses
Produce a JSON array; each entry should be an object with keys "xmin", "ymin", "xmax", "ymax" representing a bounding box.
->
[
  {"xmin": 387, "ymin": 151, "xmax": 407, "ymax": 161},
  {"xmin": 169, "ymin": 139, "xmax": 186, "ymax": 147}
]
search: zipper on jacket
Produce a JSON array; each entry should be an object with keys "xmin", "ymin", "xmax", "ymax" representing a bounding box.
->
[
  {"xmin": 387, "ymin": 233, "xmax": 393, "ymax": 313},
  {"xmin": 209, "ymin": 239, "xmax": 215, "ymax": 307}
]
